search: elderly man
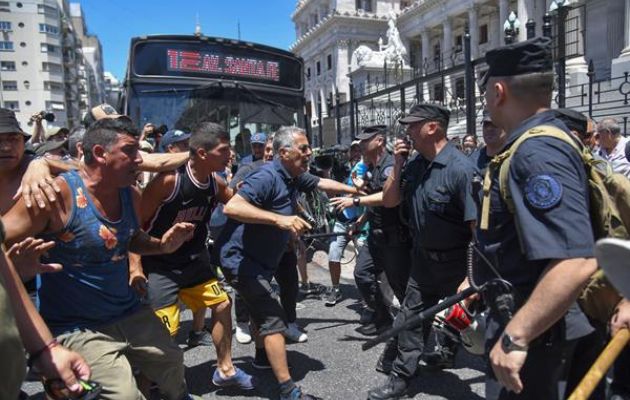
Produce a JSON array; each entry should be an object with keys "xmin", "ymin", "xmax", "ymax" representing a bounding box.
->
[
  {"xmin": 597, "ymin": 117, "xmax": 630, "ymax": 177},
  {"xmin": 216, "ymin": 126, "xmax": 321, "ymax": 400},
  {"xmin": 3, "ymin": 117, "xmax": 198, "ymax": 400}
]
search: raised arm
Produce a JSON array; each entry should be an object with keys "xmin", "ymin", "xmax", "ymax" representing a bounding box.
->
[
  {"xmin": 223, "ymin": 194, "xmax": 311, "ymax": 235},
  {"xmin": 382, "ymin": 139, "xmax": 409, "ymax": 207},
  {"xmin": 317, "ymin": 177, "xmax": 362, "ymax": 195},
  {"xmin": 139, "ymin": 151, "xmax": 189, "ymax": 173}
]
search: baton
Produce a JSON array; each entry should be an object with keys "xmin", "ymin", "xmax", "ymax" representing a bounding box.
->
[
  {"xmin": 568, "ymin": 328, "xmax": 630, "ymax": 400},
  {"xmin": 301, "ymin": 231, "xmax": 367, "ymax": 240},
  {"xmin": 362, "ymin": 286, "xmax": 477, "ymax": 351}
]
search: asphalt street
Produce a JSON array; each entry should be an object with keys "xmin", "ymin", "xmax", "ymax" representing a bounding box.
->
[{"xmin": 22, "ymin": 248, "xmax": 486, "ymax": 399}]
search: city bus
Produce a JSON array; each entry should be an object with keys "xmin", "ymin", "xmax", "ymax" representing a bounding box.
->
[{"xmin": 121, "ymin": 34, "xmax": 305, "ymax": 157}]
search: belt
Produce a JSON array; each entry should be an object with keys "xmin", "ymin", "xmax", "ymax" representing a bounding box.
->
[{"xmin": 417, "ymin": 247, "xmax": 467, "ymax": 263}]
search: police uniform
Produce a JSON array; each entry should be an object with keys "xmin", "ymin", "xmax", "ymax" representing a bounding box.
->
[
  {"xmin": 142, "ymin": 162, "xmax": 229, "ymax": 335},
  {"xmin": 353, "ymin": 126, "xmax": 411, "ymax": 334},
  {"xmin": 367, "ymin": 105, "xmax": 478, "ymax": 400},
  {"xmin": 476, "ymin": 38, "xmax": 594, "ymax": 400}
]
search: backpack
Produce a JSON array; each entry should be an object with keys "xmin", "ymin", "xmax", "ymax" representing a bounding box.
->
[{"xmin": 479, "ymin": 124, "xmax": 630, "ymax": 323}]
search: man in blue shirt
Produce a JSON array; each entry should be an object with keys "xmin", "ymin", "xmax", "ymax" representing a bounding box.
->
[
  {"xmin": 238, "ymin": 132, "xmax": 267, "ymax": 167},
  {"xmin": 477, "ymin": 37, "xmax": 596, "ymax": 400},
  {"xmin": 216, "ymin": 126, "xmax": 321, "ymax": 400}
]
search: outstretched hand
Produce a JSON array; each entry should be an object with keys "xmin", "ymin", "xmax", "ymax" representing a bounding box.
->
[
  {"xmin": 7, "ymin": 238, "xmax": 62, "ymax": 281},
  {"xmin": 160, "ymin": 222, "xmax": 195, "ymax": 253},
  {"xmin": 15, "ymin": 158, "xmax": 61, "ymax": 209}
]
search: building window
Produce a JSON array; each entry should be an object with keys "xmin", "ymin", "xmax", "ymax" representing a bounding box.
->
[
  {"xmin": 1, "ymin": 61, "xmax": 15, "ymax": 71},
  {"xmin": 433, "ymin": 83, "xmax": 444, "ymax": 103},
  {"xmin": 42, "ymin": 61, "xmax": 62, "ymax": 72},
  {"xmin": 0, "ymin": 41, "xmax": 14, "ymax": 51},
  {"xmin": 0, "ymin": 1, "xmax": 9, "ymax": 12},
  {"xmin": 45, "ymin": 101, "xmax": 65, "ymax": 111},
  {"xmin": 479, "ymin": 24, "xmax": 488, "ymax": 44},
  {"xmin": 40, "ymin": 43, "xmax": 58, "ymax": 53},
  {"xmin": 3, "ymin": 101, "xmax": 19, "ymax": 111},
  {"xmin": 2, "ymin": 80, "xmax": 17, "ymax": 91},
  {"xmin": 25, "ymin": 100, "xmax": 31, "ymax": 106},
  {"xmin": 307, "ymin": 67, "xmax": 311, "ymax": 80},
  {"xmin": 327, "ymin": 54, "xmax": 332, "ymax": 70},
  {"xmin": 44, "ymin": 81, "xmax": 63, "ymax": 91},
  {"xmin": 39, "ymin": 23, "xmax": 59, "ymax": 35},
  {"xmin": 455, "ymin": 35, "xmax": 463, "ymax": 53},
  {"xmin": 356, "ymin": 0, "xmax": 373, "ymax": 12},
  {"xmin": 0, "ymin": 21, "xmax": 11, "ymax": 31},
  {"xmin": 455, "ymin": 78, "xmax": 465, "ymax": 99},
  {"xmin": 316, "ymin": 61, "xmax": 321, "ymax": 75},
  {"xmin": 37, "ymin": 4, "xmax": 57, "ymax": 16},
  {"xmin": 433, "ymin": 43, "xmax": 441, "ymax": 61}
]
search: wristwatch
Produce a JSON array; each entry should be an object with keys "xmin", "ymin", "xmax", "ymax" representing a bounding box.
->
[
  {"xmin": 501, "ymin": 332, "xmax": 528, "ymax": 352},
  {"xmin": 353, "ymin": 197, "xmax": 361, "ymax": 207}
]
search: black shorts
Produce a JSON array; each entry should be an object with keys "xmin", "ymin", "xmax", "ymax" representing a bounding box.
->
[
  {"xmin": 145, "ymin": 252, "xmax": 218, "ymax": 310},
  {"xmin": 223, "ymin": 272, "xmax": 287, "ymax": 336}
]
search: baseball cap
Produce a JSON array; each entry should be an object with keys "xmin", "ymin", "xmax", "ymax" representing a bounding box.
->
[
  {"xmin": 159, "ymin": 129, "xmax": 191, "ymax": 152},
  {"xmin": 90, "ymin": 103, "xmax": 131, "ymax": 121},
  {"xmin": 355, "ymin": 125, "xmax": 387, "ymax": 141},
  {"xmin": 398, "ymin": 104, "xmax": 451, "ymax": 125},
  {"xmin": 251, "ymin": 132, "xmax": 267, "ymax": 144},
  {"xmin": 34, "ymin": 138, "xmax": 67, "ymax": 157},
  {"xmin": 0, "ymin": 108, "xmax": 31, "ymax": 139},
  {"xmin": 44, "ymin": 126, "xmax": 70, "ymax": 141}
]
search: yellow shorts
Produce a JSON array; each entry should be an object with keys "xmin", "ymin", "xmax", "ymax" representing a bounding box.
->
[{"xmin": 154, "ymin": 278, "xmax": 229, "ymax": 336}]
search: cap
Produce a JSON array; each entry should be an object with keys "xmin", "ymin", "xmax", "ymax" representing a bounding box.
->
[
  {"xmin": 351, "ymin": 140, "xmax": 361, "ymax": 148},
  {"xmin": 355, "ymin": 125, "xmax": 387, "ymax": 141},
  {"xmin": 398, "ymin": 104, "xmax": 451, "ymax": 125},
  {"xmin": 34, "ymin": 139, "xmax": 67, "ymax": 157},
  {"xmin": 553, "ymin": 108, "xmax": 588, "ymax": 135},
  {"xmin": 0, "ymin": 108, "xmax": 30, "ymax": 139},
  {"xmin": 44, "ymin": 126, "xmax": 69, "ymax": 141},
  {"xmin": 159, "ymin": 129, "xmax": 191, "ymax": 152},
  {"xmin": 90, "ymin": 103, "xmax": 131, "ymax": 121},
  {"xmin": 485, "ymin": 37, "xmax": 553, "ymax": 81},
  {"xmin": 139, "ymin": 140, "xmax": 155, "ymax": 152},
  {"xmin": 250, "ymin": 132, "xmax": 267, "ymax": 144}
]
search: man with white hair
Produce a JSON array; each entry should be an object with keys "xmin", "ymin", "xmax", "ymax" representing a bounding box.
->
[{"xmin": 597, "ymin": 117, "xmax": 630, "ymax": 177}]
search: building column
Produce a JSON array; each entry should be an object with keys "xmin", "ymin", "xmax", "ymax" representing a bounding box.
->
[
  {"xmin": 336, "ymin": 40, "xmax": 350, "ymax": 100},
  {"xmin": 442, "ymin": 18, "xmax": 453, "ymax": 106},
  {"xmin": 468, "ymin": 6, "xmax": 479, "ymax": 59},
  {"xmin": 490, "ymin": 7, "xmax": 501, "ymax": 48},
  {"xmin": 421, "ymin": 29, "xmax": 430, "ymax": 74},
  {"xmin": 612, "ymin": 0, "xmax": 630, "ymax": 76},
  {"xmin": 499, "ymin": 0, "xmax": 509, "ymax": 45},
  {"xmin": 516, "ymin": 0, "xmax": 532, "ymax": 41}
]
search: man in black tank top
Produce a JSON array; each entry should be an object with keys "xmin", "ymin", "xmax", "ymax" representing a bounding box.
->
[{"xmin": 130, "ymin": 122, "xmax": 254, "ymax": 390}]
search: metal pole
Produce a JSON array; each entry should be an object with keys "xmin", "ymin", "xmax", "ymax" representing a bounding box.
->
[
  {"xmin": 349, "ymin": 79, "xmax": 356, "ymax": 139},
  {"xmin": 557, "ymin": 6, "xmax": 568, "ymax": 108},
  {"xmin": 587, "ymin": 59, "xmax": 594, "ymax": 118},
  {"xmin": 440, "ymin": 56, "xmax": 445, "ymax": 105},
  {"xmin": 400, "ymin": 86, "xmax": 406, "ymax": 117},
  {"xmin": 526, "ymin": 19, "xmax": 536, "ymax": 39},
  {"xmin": 464, "ymin": 29, "xmax": 476, "ymax": 138},
  {"xmin": 335, "ymin": 91, "xmax": 341, "ymax": 144},
  {"xmin": 317, "ymin": 97, "xmax": 323, "ymax": 147}
]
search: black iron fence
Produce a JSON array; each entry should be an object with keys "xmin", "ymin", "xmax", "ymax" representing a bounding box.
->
[{"xmin": 314, "ymin": 3, "xmax": 629, "ymax": 145}]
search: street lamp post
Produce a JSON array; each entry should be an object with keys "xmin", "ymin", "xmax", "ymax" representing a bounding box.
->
[
  {"xmin": 503, "ymin": 11, "xmax": 521, "ymax": 45},
  {"xmin": 550, "ymin": 0, "xmax": 571, "ymax": 108}
]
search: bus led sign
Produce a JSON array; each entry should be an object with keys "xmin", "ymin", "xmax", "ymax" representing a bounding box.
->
[{"xmin": 167, "ymin": 49, "xmax": 280, "ymax": 82}]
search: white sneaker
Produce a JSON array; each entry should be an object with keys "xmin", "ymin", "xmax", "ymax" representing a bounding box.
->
[
  {"xmin": 284, "ymin": 322, "xmax": 308, "ymax": 343},
  {"xmin": 235, "ymin": 322, "xmax": 252, "ymax": 344}
]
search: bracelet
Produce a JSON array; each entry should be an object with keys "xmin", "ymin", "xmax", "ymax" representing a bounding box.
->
[
  {"xmin": 353, "ymin": 197, "xmax": 361, "ymax": 207},
  {"xmin": 28, "ymin": 339, "xmax": 59, "ymax": 368}
]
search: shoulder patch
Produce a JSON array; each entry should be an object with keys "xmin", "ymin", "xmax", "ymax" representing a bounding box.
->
[
  {"xmin": 382, "ymin": 166, "xmax": 394, "ymax": 179},
  {"xmin": 524, "ymin": 174, "xmax": 563, "ymax": 210}
]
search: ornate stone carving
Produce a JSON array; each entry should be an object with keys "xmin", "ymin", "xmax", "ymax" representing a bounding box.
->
[{"xmin": 351, "ymin": 11, "xmax": 408, "ymax": 68}]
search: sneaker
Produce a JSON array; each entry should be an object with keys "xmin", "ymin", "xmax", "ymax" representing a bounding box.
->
[
  {"xmin": 187, "ymin": 329, "xmax": 213, "ymax": 347},
  {"xmin": 284, "ymin": 322, "xmax": 308, "ymax": 343},
  {"xmin": 420, "ymin": 350, "xmax": 455, "ymax": 370},
  {"xmin": 280, "ymin": 386, "xmax": 323, "ymax": 400},
  {"xmin": 324, "ymin": 286, "xmax": 342, "ymax": 307},
  {"xmin": 252, "ymin": 349, "xmax": 272, "ymax": 370},
  {"xmin": 299, "ymin": 282, "xmax": 315, "ymax": 296},
  {"xmin": 212, "ymin": 366, "xmax": 255, "ymax": 390},
  {"xmin": 367, "ymin": 374, "xmax": 408, "ymax": 400},
  {"xmin": 235, "ymin": 322, "xmax": 252, "ymax": 344}
]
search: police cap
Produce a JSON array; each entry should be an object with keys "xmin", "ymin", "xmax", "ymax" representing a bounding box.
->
[
  {"xmin": 398, "ymin": 104, "xmax": 450, "ymax": 126},
  {"xmin": 355, "ymin": 125, "xmax": 387, "ymax": 141},
  {"xmin": 553, "ymin": 108, "xmax": 588, "ymax": 135},
  {"xmin": 485, "ymin": 37, "xmax": 553, "ymax": 80}
]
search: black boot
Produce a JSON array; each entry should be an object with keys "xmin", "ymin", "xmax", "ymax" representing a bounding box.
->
[
  {"xmin": 375, "ymin": 338, "xmax": 398, "ymax": 374},
  {"xmin": 367, "ymin": 374, "xmax": 408, "ymax": 400},
  {"xmin": 421, "ymin": 348, "xmax": 455, "ymax": 370}
]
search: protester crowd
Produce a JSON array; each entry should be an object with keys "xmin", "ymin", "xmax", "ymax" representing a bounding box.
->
[{"xmin": 2, "ymin": 37, "xmax": 630, "ymax": 400}]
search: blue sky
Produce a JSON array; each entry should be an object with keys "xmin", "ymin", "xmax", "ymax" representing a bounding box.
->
[{"xmin": 78, "ymin": 0, "xmax": 297, "ymax": 80}]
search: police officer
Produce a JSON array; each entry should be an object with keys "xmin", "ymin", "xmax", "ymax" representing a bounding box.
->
[
  {"xmin": 476, "ymin": 37, "xmax": 596, "ymax": 399},
  {"xmin": 330, "ymin": 125, "xmax": 411, "ymax": 338},
  {"xmin": 472, "ymin": 110, "xmax": 507, "ymax": 175},
  {"xmin": 367, "ymin": 105, "xmax": 478, "ymax": 400}
]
